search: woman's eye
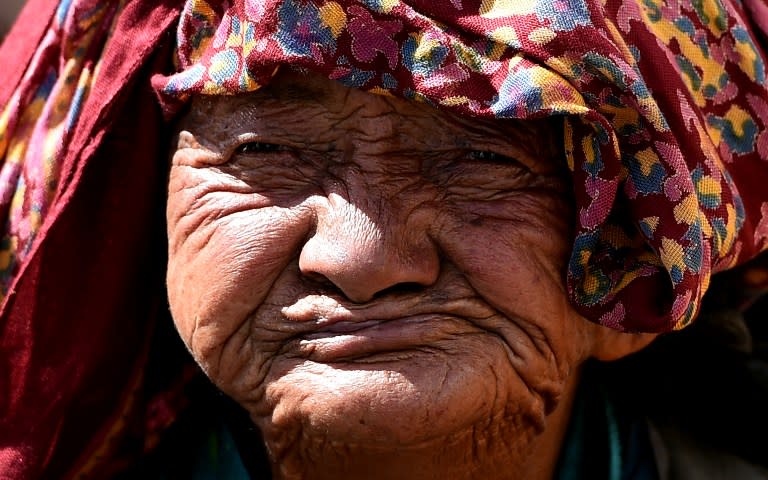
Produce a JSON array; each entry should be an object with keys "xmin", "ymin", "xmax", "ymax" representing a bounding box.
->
[
  {"xmin": 468, "ymin": 150, "xmax": 517, "ymax": 163},
  {"xmin": 236, "ymin": 141, "xmax": 284, "ymax": 154}
]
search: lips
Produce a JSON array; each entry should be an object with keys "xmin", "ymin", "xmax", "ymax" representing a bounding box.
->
[
  {"xmin": 281, "ymin": 294, "xmax": 419, "ymax": 327},
  {"xmin": 279, "ymin": 294, "xmax": 495, "ymax": 361},
  {"xmin": 281, "ymin": 293, "xmax": 494, "ymax": 329},
  {"xmin": 294, "ymin": 315, "xmax": 475, "ymax": 362}
]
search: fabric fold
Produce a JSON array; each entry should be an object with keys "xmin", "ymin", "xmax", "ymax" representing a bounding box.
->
[{"xmin": 0, "ymin": 1, "xmax": 186, "ymax": 478}]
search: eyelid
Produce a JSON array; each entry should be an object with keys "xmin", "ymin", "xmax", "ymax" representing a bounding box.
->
[
  {"xmin": 235, "ymin": 141, "xmax": 285, "ymax": 154},
  {"xmin": 467, "ymin": 150, "xmax": 519, "ymax": 163}
]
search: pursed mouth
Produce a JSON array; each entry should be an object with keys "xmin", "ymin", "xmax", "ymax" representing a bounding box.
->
[
  {"xmin": 274, "ymin": 293, "xmax": 504, "ymax": 362},
  {"xmin": 280, "ymin": 293, "xmax": 496, "ymax": 334},
  {"xmin": 302, "ymin": 313, "xmax": 452, "ymax": 336},
  {"xmin": 289, "ymin": 314, "xmax": 479, "ymax": 362},
  {"xmin": 307, "ymin": 318, "xmax": 386, "ymax": 334}
]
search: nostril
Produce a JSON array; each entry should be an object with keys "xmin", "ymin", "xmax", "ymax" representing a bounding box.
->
[
  {"xmin": 370, "ymin": 282, "xmax": 426, "ymax": 300},
  {"xmin": 301, "ymin": 270, "xmax": 340, "ymax": 291},
  {"xmin": 300, "ymin": 268, "xmax": 428, "ymax": 302},
  {"xmin": 298, "ymin": 211, "xmax": 440, "ymax": 303},
  {"xmin": 302, "ymin": 270, "xmax": 328, "ymax": 284}
]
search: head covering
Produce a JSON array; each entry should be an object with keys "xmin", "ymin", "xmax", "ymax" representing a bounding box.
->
[{"xmin": 157, "ymin": 0, "xmax": 768, "ymax": 333}]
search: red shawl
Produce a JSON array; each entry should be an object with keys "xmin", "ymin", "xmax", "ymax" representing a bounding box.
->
[{"xmin": 0, "ymin": 1, "xmax": 191, "ymax": 478}]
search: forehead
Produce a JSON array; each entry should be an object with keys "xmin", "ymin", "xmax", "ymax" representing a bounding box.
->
[{"xmin": 178, "ymin": 70, "xmax": 564, "ymax": 168}]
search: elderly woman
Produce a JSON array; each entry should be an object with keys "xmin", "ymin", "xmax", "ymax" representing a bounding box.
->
[{"xmin": 1, "ymin": 0, "xmax": 768, "ymax": 478}]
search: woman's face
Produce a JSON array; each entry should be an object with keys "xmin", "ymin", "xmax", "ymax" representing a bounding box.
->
[{"xmin": 167, "ymin": 71, "xmax": 619, "ymax": 478}]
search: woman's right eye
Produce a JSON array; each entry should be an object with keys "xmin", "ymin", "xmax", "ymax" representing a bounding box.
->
[{"xmin": 235, "ymin": 141, "xmax": 284, "ymax": 154}]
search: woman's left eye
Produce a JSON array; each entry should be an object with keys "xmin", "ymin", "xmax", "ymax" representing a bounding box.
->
[
  {"xmin": 468, "ymin": 150, "xmax": 517, "ymax": 163},
  {"xmin": 236, "ymin": 141, "xmax": 284, "ymax": 154}
]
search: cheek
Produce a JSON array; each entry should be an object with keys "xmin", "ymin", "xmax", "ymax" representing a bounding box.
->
[
  {"xmin": 437, "ymin": 192, "xmax": 585, "ymax": 357},
  {"xmin": 442, "ymin": 192, "xmax": 571, "ymax": 297},
  {"xmin": 165, "ymin": 166, "xmax": 311, "ymax": 362}
]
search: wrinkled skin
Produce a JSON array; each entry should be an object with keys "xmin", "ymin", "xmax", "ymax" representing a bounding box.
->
[{"xmin": 167, "ymin": 71, "xmax": 655, "ymax": 479}]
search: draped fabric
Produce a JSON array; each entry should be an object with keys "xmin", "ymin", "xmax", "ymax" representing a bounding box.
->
[
  {"xmin": 157, "ymin": 0, "xmax": 768, "ymax": 333},
  {"xmin": 0, "ymin": 0, "xmax": 125, "ymax": 297},
  {"xmin": 0, "ymin": 1, "xmax": 190, "ymax": 478}
]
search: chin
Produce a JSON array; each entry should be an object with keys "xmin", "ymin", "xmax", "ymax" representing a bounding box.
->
[
  {"xmin": 252, "ymin": 354, "xmax": 546, "ymax": 480},
  {"xmin": 251, "ymin": 337, "xmax": 551, "ymax": 455}
]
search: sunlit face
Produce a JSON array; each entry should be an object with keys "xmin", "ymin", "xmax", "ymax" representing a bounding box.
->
[{"xmin": 167, "ymin": 71, "xmax": 615, "ymax": 479}]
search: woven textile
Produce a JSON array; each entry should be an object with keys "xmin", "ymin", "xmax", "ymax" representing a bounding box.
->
[
  {"xmin": 158, "ymin": 0, "xmax": 768, "ymax": 332},
  {"xmin": 0, "ymin": 0, "xmax": 125, "ymax": 297},
  {"xmin": 0, "ymin": 1, "xmax": 185, "ymax": 477}
]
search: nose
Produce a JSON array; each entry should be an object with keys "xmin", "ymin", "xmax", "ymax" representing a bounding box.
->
[{"xmin": 299, "ymin": 195, "xmax": 439, "ymax": 303}]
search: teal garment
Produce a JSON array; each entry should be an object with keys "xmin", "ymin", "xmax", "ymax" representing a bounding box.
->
[
  {"xmin": 183, "ymin": 415, "xmax": 252, "ymax": 480},
  {"xmin": 125, "ymin": 406, "xmax": 254, "ymax": 480},
  {"xmin": 117, "ymin": 380, "xmax": 272, "ymax": 480},
  {"xmin": 556, "ymin": 370, "xmax": 659, "ymax": 480}
]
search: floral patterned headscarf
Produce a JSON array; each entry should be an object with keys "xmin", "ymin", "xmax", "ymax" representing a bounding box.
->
[{"xmin": 158, "ymin": 0, "xmax": 768, "ymax": 332}]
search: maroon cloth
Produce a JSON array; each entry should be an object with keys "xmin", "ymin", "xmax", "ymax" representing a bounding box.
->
[{"xmin": 0, "ymin": 1, "xmax": 189, "ymax": 478}]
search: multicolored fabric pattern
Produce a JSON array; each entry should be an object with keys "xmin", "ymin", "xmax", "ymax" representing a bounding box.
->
[
  {"xmin": 0, "ymin": 0, "xmax": 124, "ymax": 298},
  {"xmin": 158, "ymin": 0, "xmax": 768, "ymax": 332}
]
